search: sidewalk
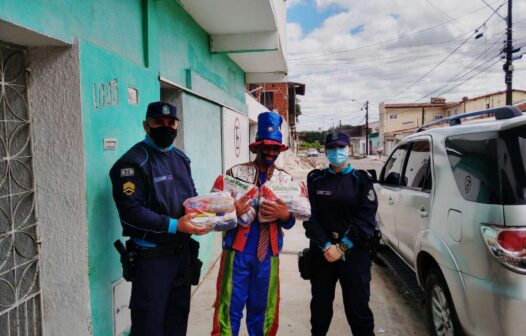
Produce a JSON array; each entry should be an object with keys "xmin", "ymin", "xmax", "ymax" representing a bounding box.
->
[{"xmin": 187, "ymin": 221, "xmax": 428, "ymax": 335}]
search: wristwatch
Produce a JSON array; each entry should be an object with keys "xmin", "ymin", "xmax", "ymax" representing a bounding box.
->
[{"xmin": 338, "ymin": 241, "xmax": 350, "ymax": 253}]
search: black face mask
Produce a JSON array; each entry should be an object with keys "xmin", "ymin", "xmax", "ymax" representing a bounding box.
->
[{"xmin": 149, "ymin": 126, "xmax": 177, "ymax": 148}]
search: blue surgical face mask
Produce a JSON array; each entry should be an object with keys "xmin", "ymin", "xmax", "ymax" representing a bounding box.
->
[{"xmin": 327, "ymin": 147, "xmax": 349, "ymax": 166}]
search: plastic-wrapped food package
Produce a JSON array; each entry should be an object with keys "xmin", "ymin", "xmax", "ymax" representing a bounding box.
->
[
  {"xmin": 211, "ymin": 175, "xmax": 258, "ymax": 227},
  {"xmin": 183, "ymin": 192, "xmax": 237, "ymax": 231},
  {"xmin": 259, "ymin": 181, "xmax": 311, "ymax": 222}
]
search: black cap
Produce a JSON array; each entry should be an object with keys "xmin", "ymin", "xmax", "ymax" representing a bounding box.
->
[
  {"xmin": 146, "ymin": 102, "xmax": 179, "ymax": 120},
  {"xmin": 325, "ymin": 131, "xmax": 350, "ymax": 147}
]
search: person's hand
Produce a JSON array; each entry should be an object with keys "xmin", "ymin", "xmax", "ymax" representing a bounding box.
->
[
  {"xmin": 324, "ymin": 244, "xmax": 344, "ymax": 262},
  {"xmin": 259, "ymin": 199, "xmax": 290, "ymax": 222},
  {"xmin": 177, "ymin": 213, "xmax": 212, "ymax": 235},
  {"xmin": 234, "ymin": 194, "xmax": 252, "ymax": 216}
]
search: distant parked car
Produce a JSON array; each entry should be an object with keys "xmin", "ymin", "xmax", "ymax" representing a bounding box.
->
[
  {"xmin": 307, "ymin": 148, "xmax": 319, "ymax": 157},
  {"xmin": 373, "ymin": 106, "xmax": 526, "ymax": 336}
]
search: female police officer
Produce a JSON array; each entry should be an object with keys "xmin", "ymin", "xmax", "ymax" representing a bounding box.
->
[{"xmin": 303, "ymin": 131, "xmax": 378, "ymax": 336}]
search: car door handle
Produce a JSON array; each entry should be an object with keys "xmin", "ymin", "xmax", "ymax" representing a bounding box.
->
[
  {"xmin": 388, "ymin": 197, "xmax": 394, "ymax": 205},
  {"xmin": 419, "ymin": 207, "xmax": 428, "ymax": 218}
]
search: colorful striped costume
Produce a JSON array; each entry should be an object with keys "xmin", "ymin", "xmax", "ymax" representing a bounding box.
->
[{"xmin": 212, "ymin": 162, "xmax": 295, "ymax": 336}]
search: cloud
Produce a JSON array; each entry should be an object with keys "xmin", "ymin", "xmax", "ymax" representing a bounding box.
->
[
  {"xmin": 288, "ymin": 0, "xmax": 526, "ymax": 130},
  {"xmin": 287, "ymin": 0, "xmax": 307, "ymax": 9}
]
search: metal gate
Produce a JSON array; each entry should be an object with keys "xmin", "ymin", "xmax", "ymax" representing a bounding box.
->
[{"xmin": 0, "ymin": 43, "xmax": 43, "ymax": 335}]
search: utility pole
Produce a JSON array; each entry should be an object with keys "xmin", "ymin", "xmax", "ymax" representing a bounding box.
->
[
  {"xmin": 365, "ymin": 100, "xmax": 369, "ymax": 156},
  {"xmin": 505, "ymin": 0, "xmax": 513, "ymax": 105}
]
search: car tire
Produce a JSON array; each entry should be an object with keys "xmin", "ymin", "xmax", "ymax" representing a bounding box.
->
[{"xmin": 424, "ymin": 268, "xmax": 464, "ymax": 336}]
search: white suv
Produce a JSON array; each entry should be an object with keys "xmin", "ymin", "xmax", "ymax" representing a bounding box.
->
[{"xmin": 374, "ymin": 106, "xmax": 526, "ymax": 336}]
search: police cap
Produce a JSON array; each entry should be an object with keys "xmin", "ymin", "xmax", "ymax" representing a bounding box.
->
[
  {"xmin": 325, "ymin": 131, "xmax": 350, "ymax": 148},
  {"xmin": 146, "ymin": 102, "xmax": 179, "ymax": 120}
]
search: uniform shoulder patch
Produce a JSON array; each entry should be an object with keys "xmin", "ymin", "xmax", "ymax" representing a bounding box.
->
[
  {"xmin": 123, "ymin": 181, "xmax": 135, "ymax": 196},
  {"xmin": 120, "ymin": 168, "xmax": 135, "ymax": 177}
]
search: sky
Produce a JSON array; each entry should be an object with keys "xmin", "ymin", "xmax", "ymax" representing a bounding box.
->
[{"xmin": 286, "ymin": 0, "xmax": 526, "ymax": 131}]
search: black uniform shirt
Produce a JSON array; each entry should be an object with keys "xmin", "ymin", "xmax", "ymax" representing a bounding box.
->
[
  {"xmin": 304, "ymin": 166, "xmax": 378, "ymax": 249},
  {"xmin": 109, "ymin": 137, "xmax": 197, "ymax": 245}
]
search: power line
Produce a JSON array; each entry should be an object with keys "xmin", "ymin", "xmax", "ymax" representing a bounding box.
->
[
  {"xmin": 419, "ymin": 54, "xmax": 503, "ymax": 100},
  {"xmin": 288, "ymin": 0, "xmax": 504, "ymax": 61},
  {"xmin": 417, "ymin": 32, "xmax": 507, "ymax": 99},
  {"xmin": 291, "ymin": 31, "xmax": 476, "ymax": 66},
  {"xmin": 389, "ymin": 3, "xmax": 506, "ymax": 100},
  {"xmin": 436, "ymin": 58, "xmax": 502, "ymax": 97},
  {"xmin": 479, "ymin": 0, "xmax": 507, "ymax": 20},
  {"xmin": 424, "ymin": 0, "xmax": 456, "ymax": 21}
]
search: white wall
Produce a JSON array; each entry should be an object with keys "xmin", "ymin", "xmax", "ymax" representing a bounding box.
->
[
  {"xmin": 29, "ymin": 45, "xmax": 92, "ymax": 336},
  {"xmin": 222, "ymin": 107, "xmax": 250, "ymax": 172}
]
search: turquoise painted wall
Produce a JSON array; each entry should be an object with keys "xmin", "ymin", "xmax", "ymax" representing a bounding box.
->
[
  {"xmin": 0, "ymin": 0, "xmax": 144, "ymax": 65},
  {"xmin": 0, "ymin": 0, "xmax": 247, "ymax": 112},
  {"xmin": 155, "ymin": 0, "xmax": 247, "ymax": 113},
  {"xmin": 80, "ymin": 40, "xmax": 160, "ymax": 336},
  {"xmin": 181, "ymin": 94, "xmax": 223, "ymax": 271}
]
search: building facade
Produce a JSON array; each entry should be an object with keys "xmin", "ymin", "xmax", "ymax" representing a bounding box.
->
[
  {"xmin": 379, "ymin": 90, "xmax": 526, "ymax": 154},
  {"xmin": 0, "ymin": 1, "xmax": 288, "ymax": 335}
]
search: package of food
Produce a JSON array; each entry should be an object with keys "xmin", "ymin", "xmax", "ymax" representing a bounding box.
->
[
  {"xmin": 211, "ymin": 175, "xmax": 259, "ymax": 227},
  {"xmin": 183, "ymin": 192, "xmax": 237, "ymax": 231},
  {"xmin": 259, "ymin": 181, "xmax": 311, "ymax": 222}
]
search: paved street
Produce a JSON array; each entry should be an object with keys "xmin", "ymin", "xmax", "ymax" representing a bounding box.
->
[{"xmin": 188, "ymin": 157, "xmax": 428, "ymax": 335}]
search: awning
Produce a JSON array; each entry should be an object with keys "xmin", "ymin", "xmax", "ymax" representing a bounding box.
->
[{"xmin": 180, "ymin": 0, "xmax": 288, "ymax": 83}]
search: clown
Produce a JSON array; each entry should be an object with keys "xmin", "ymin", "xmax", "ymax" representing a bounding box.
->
[{"xmin": 211, "ymin": 112, "xmax": 296, "ymax": 336}]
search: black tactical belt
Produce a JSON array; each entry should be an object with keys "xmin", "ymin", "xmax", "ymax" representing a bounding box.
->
[{"xmin": 132, "ymin": 242, "xmax": 186, "ymax": 258}]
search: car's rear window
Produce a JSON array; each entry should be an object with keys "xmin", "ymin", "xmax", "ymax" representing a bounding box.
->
[
  {"xmin": 446, "ymin": 125, "xmax": 526, "ymax": 205},
  {"xmin": 499, "ymin": 125, "xmax": 526, "ymax": 205},
  {"xmin": 446, "ymin": 132, "xmax": 500, "ymax": 204}
]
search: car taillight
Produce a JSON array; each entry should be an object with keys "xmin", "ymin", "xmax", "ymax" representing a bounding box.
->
[
  {"xmin": 481, "ymin": 225, "xmax": 526, "ymax": 274},
  {"xmin": 497, "ymin": 230, "xmax": 526, "ymax": 254}
]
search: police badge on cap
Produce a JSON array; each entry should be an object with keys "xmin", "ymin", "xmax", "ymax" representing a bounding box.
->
[
  {"xmin": 325, "ymin": 131, "xmax": 350, "ymax": 148},
  {"xmin": 146, "ymin": 101, "xmax": 180, "ymax": 120}
]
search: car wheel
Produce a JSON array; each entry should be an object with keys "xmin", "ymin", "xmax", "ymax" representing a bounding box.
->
[{"xmin": 424, "ymin": 268, "xmax": 464, "ymax": 336}]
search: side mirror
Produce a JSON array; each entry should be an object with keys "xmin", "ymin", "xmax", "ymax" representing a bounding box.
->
[
  {"xmin": 367, "ymin": 169, "xmax": 378, "ymax": 183},
  {"xmin": 385, "ymin": 172, "xmax": 401, "ymax": 186}
]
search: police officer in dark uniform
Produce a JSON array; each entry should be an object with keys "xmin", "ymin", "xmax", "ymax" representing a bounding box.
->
[
  {"xmin": 109, "ymin": 101, "xmax": 211, "ymax": 336},
  {"xmin": 304, "ymin": 131, "xmax": 378, "ymax": 336}
]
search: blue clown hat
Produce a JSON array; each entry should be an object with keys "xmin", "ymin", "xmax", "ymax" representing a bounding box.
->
[{"xmin": 249, "ymin": 112, "xmax": 288, "ymax": 153}]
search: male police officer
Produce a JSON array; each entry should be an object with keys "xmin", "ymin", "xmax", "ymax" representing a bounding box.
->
[
  {"xmin": 110, "ymin": 101, "xmax": 210, "ymax": 336},
  {"xmin": 304, "ymin": 131, "xmax": 378, "ymax": 336}
]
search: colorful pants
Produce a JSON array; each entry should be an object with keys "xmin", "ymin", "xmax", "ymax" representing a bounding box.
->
[{"xmin": 212, "ymin": 249, "xmax": 280, "ymax": 336}]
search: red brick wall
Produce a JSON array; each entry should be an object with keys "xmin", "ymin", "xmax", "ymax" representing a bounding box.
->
[{"xmin": 248, "ymin": 83, "xmax": 289, "ymax": 121}]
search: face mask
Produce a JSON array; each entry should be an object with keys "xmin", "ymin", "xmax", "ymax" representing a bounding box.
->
[
  {"xmin": 149, "ymin": 126, "xmax": 177, "ymax": 148},
  {"xmin": 327, "ymin": 147, "xmax": 349, "ymax": 166}
]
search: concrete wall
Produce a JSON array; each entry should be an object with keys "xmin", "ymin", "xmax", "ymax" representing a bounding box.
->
[
  {"xmin": 29, "ymin": 45, "xmax": 92, "ymax": 336},
  {"xmin": 447, "ymin": 91, "xmax": 526, "ymax": 115},
  {"xmin": 383, "ymin": 106, "xmax": 445, "ymax": 133},
  {"xmin": 79, "ymin": 39, "xmax": 160, "ymax": 336}
]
